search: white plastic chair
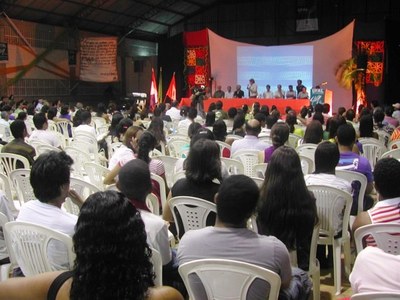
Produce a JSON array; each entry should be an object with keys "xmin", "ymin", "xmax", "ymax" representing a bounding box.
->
[
  {"xmin": 9, "ymin": 169, "xmax": 36, "ymax": 204},
  {"xmin": 296, "ymin": 143, "xmax": 317, "ymax": 162},
  {"xmin": 4, "ymin": 221, "xmax": 75, "ymax": 276},
  {"xmin": 0, "ymin": 212, "xmax": 13, "ymax": 281},
  {"xmin": 251, "ymin": 176, "xmax": 264, "ymax": 188},
  {"xmin": 56, "ymin": 120, "xmax": 73, "ymax": 138},
  {"xmin": 299, "ymin": 154, "xmax": 314, "ymax": 175},
  {"xmin": 63, "ymin": 177, "xmax": 101, "ymax": 215},
  {"xmin": 358, "ymin": 138, "xmax": 387, "ymax": 170},
  {"xmin": 157, "ymin": 155, "xmax": 179, "ymax": 189},
  {"xmin": 287, "ymin": 133, "xmax": 301, "ymax": 149},
  {"xmin": 0, "ymin": 153, "xmax": 30, "ymax": 176},
  {"xmin": 172, "ymin": 171, "xmax": 186, "ymax": 184},
  {"xmin": 179, "ymin": 258, "xmax": 281, "ymax": 300},
  {"xmin": 215, "ymin": 140, "xmax": 231, "ymax": 157},
  {"xmin": 335, "ymin": 170, "xmax": 367, "ymax": 216},
  {"xmin": 226, "ymin": 134, "xmax": 243, "ymax": 141},
  {"xmin": 307, "ymin": 185, "xmax": 353, "ymax": 295},
  {"xmin": 151, "ymin": 173, "xmax": 167, "ymax": 212},
  {"xmin": 231, "ymin": 149, "xmax": 260, "ymax": 177},
  {"xmin": 83, "ymin": 162, "xmax": 110, "ymax": 191},
  {"xmin": 252, "ymin": 163, "xmax": 268, "ymax": 179},
  {"xmin": 351, "ymin": 292, "xmax": 400, "ymax": 300},
  {"xmin": 64, "ymin": 147, "xmax": 91, "ymax": 179},
  {"xmin": 387, "ymin": 140, "xmax": 400, "ymax": 150},
  {"xmin": 221, "ymin": 157, "xmax": 244, "ymax": 175},
  {"xmin": 380, "ymin": 148, "xmax": 400, "ymax": 160},
  {"xmin": 150, "ymin": 247, "xmax": 163, "ymax": 286},
  {"xmin": 168, "ymin": 196, "xmax": 216, "ymax": 239},
  {"xmin": 108, "ymin": 142, "xmax": 122, "ymax": 160},
  {"xmin": 354, "ymin": 223, "xmax": 400, "ymax": 255},
  {"xmin": 146, "ymin": 193, "xmax": 160, "ymax": 216},
  {"xmin": 0, "ymin": 172, "xmax": 19, "ymax": 215},
  {"xmin": 167, "ymin": 138, "xmax": 189, "ymax": 158}
]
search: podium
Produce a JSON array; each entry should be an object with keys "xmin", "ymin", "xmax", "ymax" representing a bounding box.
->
[{"xmin": 310, "ymin": 89, "xmax": 333, "ymax": 112}]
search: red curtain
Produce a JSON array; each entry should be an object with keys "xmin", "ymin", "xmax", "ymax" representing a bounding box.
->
[{"xmin": 183, "ymin": 29, "xmax": 210, "ymax": 96}]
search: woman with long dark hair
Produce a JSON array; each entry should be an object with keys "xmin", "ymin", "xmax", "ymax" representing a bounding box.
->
[
  {"xmin": 0, "ymin": 191, "xmax": 183, "ymax": 300},
  {"xmin": 257, "ymin": 146, "xmax": 318, "ymax": 270}
]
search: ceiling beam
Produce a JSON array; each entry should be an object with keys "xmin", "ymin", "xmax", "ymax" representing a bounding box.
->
[{"xmin": 132, "ymin": 0, "xmax": 187, "ymax": 17}]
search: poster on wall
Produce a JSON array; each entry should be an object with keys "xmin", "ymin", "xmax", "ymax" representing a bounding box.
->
[
  {"xmin": 80, "ymin": 36, "xmax": 118, "ymax": 82},
  {"xmin": 0, "ymin": 42, "xmax": 9, "ymax": 62}
]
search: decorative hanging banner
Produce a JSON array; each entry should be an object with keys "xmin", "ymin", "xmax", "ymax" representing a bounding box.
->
[
  {"xmin": 356, "ymin": 41, "xmax": 384, "ymax": 87},
  {"xmin": 80, "ymin": 36, "xmax": 118, "ymax": 82}
]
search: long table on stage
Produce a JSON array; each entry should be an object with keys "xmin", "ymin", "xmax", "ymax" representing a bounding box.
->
[{"xmin": 180, "ymin": 98, "xmax": 310, "ymax": 113}]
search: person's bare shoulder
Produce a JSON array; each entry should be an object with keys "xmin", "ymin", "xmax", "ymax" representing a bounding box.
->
[
  {"xmin": 352, "ymin": 211, "xmax": 372, "ymax": 233},
  {"xmin": 148, "ymin": 286, "xmax": 184, "ymax": 300}
]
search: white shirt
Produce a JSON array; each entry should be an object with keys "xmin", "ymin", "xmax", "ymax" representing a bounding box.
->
[
  {"xmin": 17, "ymin": 200, "xmax": 77, "ymax": 269},
  {"xmin": 74, "ymin": 124, "xmax": 96, "ymax": 137},
  {"xmin": 0, "ymin": 119, "xmax": 11, "ymax": 142},
  {"xmin": 166, "ymin": 107, "xmax": 181, "ymax": 121},
  {"xmin": 247, "ymin": 83, "xmax": 258, "ymax": 97},
  {"xmin": 108, "ymin": 145, "xmax": 134, "ymax": 170},
  {"xmin": 0, "ymin": 192, "xmax": 14, "ymax": 261},
  {"xmin": 139, "ymin": 209, "xmax": 172, "ymax": 265},
  {"xmin": 350, "ymin": 246, "xmax": 400, "ymax": 294},
  {"xmin": 224, "ymin": 91, "xmax": 234, "ymax": 98},
  {"xmin": 231, "ymin": 135, "xmax": 268, "ymax": 155},
  {"xmin": 178, "ymin": 118, "xmax": 192, "ymax": 128},
  {"xmin": 28, "ymin": 129, "xmax": 60, "ymax": 148},
  {"xmin": 263, "ymin": 91, "xmax": 274, "ymax": 99}
]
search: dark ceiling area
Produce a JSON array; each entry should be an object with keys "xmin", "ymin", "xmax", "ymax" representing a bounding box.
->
[{"xmin": 0, "ymin": 0, "xmax": 219, "ymax": 42}]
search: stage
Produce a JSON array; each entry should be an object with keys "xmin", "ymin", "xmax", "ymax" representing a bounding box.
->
[{"xmin": 180, "ymin": 97, "xmax": 311, "ymax": 113}]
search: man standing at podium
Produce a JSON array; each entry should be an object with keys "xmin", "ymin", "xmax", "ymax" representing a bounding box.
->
[{"xmin": 247, "ymin": 78, "xmax": 258, "ymax": 98}]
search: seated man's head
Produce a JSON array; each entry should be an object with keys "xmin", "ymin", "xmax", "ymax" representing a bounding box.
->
[
  {"xmin": 10, "ymin": 119, "xmax": 28, "ymax": 139},
  {"xmin": 314, "ymin": 141, "xmax": 340, "ymax": 174},
  {"xmin": 245, "ymin": 119, "xmax": 261, "ymax": 136},
  {"xmin": 33, "ymin": 112, "xmax": 48, "ymax": 130},
  {"xmin": 80, "ymin": 110, "xmax": 92, "ymax": 125},
  {"xmin": 373, "ymin": 158, "xmax": 400, "ymax": 200},
  {"xmin": 117, "ymin": 159, "xmax": 152, "ymax": 203},
  {"xmin": 30, "ymin": 151, "xmax": 73, "ymax": 203},
  {"xmin": 336, "ymin": 123, "xmax": 356, "ymax": 148},
  {"xmin": 215, "ymin": 175, "xmax": 259, "ymax": 227}
]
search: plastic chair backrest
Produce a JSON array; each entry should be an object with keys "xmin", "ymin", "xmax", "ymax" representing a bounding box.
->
[
  {"xmin": 252, "ymin": 163, "xmax": 268, "ymax": 179},
  {"xmin": 179, "ymin": 258, "xmax": 281, "ymax": 300},
  {"xmin": 307, "ymin": 185, "xmax": 352, "ymax": 241},
  {"xmin": 56, "ymin": 120, "xmax": 73, "ymax": 138},
  {"xmin": 354, "ymin": 223, "xmax": 400, "ymax": 254},
  {"xmin": 36, "ymin": 144, "xmax": 61, "ymax": 156},
  {"xmin": 221, "ymin": 157, "xmax": 244, "ymax": 175},
  {"xmin": 335, "ymin": 170, "xmax": 367, "ymax": 215},
  {"xmin": 226, "ymin": 134, "xmax": 244, "ymax": 141},
  {"xmin": 299, "ymin": 154, "xmax": 314, "ymax": 175},
  {"xmin": 146, "ymin": 193, "xmax": 160, "ymax": 215},
  {"xmin": 358, "ymin": 138, "xmax": 387, "ymax": 169},
  {"xmin": 287, "ymin": 133, "xmax": 301, "ymax": 149},
  {"xmin": 157, "ymin": 155, "xmax": 179, "ymax": 189},
  {"xmin": 64, "ymin": 147, "xmax": 91, "ymax": 178},
  {"xmin": 151, "ymin": 173, "xmax": 167, "ymax": 211},
  {"xmin": 63, "ymin": 177, "xmax": 100, "ymax": 215},
  {"xmin": 167, "ymin": 138, "xmax": 189, "ymax": 158},
  {"xmin": 83, "ymin": 162, "xmax": 110, "ymax": 191},
  {"xmin": 380, "ymin": 148, "xmax": 400, "ymax": 160},
  {"xmin": 231, "ymin": 149, "xmax": 260, "ymax": 177},
  {"xmin": 168, "ymin": 196, "xmax": 216, "ymax": 238},
  {"xmin": 296, "ymin": 143, "xmax": 317, "ymax": 161},
  {"xmin": 0, "ymin": 172, "xmax": 15, "ymax": 208},
  {"xmin": 387, "ymin": 140, "xmax": 400, "ymax": 150},
  {"xmin": 4, "ymin": 221, "xmax": 75, "ymax": 276},
  {"xmin": 10, "ymin": 169, "xmax": 36, "ymax": 203},
  {"xmin": 351, "ymin": 292, "xmax": 400, "ymax": 300},
  {"xmin": 250, "ymin": 176, "xmax": 264, "ymax": 188},
  {"xmin": 215, "ymin": 140, "xmax": 231, "ymax": 157},
  {"xmin": 0, "ymin": 153, "xmax": 30, "ymax": 176}
]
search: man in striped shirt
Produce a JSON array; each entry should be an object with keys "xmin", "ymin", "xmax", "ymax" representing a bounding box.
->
[{"xmin": 352, "ymin": 158, "xmax": 400, "ymax": 237}]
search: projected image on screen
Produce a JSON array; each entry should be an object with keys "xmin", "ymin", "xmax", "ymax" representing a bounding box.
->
[{"xmin": 237, "ymin": 45, "xmax": 313, "ymax": 96}]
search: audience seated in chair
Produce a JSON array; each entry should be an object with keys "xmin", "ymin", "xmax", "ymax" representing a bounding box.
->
[
  {"xmin": 177, "ymin": 174, "xmax": 312, "ymax": 300},
  {"xmin": 0, "ymin": 191, "xmax": 183, "ymax": 300},
  {"xmin": 1, "ymin": 120, "xmax": 36, "ymax": 166},
  {"xmin": 352, "ymin": 158, "xmax": 400, "ymax": 238},
  {"xmin": 258, "ymin": 146, "xmax": 318, "ymax": 272},
  {"xmin": 231, "ymin": 119, "xmax": 268, "ymax": 155},
  {"xmin": 262, "ymin": 122, "xmax": 290, "ymax": 163},
  {"xmin": 28, "ymin": 113, "xmax": 61, "ymax": 148},
  {"xmin": 15, "ymin": 151, "xmax": 83, "ymax": 270}
]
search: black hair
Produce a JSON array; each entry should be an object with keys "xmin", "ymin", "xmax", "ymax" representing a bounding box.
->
[
  {"xmin": 300, "ymin": 106, "xmax": 308, "ymax": 119},
  {"xmin": 314, "ymin": 141, "xmax": 340, "ymax": 174},
  {"xmin": 373, "ymin": 107, "xmax": 385, "ymax": 128},
  {"xmin": 265, "ymin": 115, "xmax": 278, "ymax": 129},
  {"xmin": 71, "ymin": 191, "xmax": 154, "ymax": 300},
  {"xmin": 208, "ymin": 102, "xmax": 216, "ymax": 112},
  {"xmin": 285, "ymin": 111, "xmax": 297, "ymax": 133},
  {"xmin": 212, "ymin": 119, "xmax": 227, "ymax": 141},
  {"xmin": 270, "ymin": 123, "xmax": 289, "ymax": 147},
  {"xmin": 205, "ymin": 111, "xmax": 216, "ymax": 126},
  {"xmin": 40, "ymin": 105, "xmax": 49, "ymax": 114},
  {"xmin": 337, "ymin": 107, "xmax": 346, "ymax": 116},
  {"xmin": 27, "ymin": 105, "xmax": 35, "ymax": 115},
  {"xmin": 33, "ymin": 112, "xmax": 47, "ymax": 129},
  {"xmin": 232, "ymin": 115, "xmax": 246, "ymax": 135},
  {"xmin": 80, "ymin": 110, "xmax": 92, "ymax": 124},
  {"xmin": 327, "ymin": 115, "xmax": 346, "ymax": 139},
  {"xmin": 359, "ymin": 115, "xmax": 374, "ymax": 138},
  {"xmin": 323, "ymin": 103, "xmax": 330, "ymax": 114},
  {"xmin": 109, "ymin": 112, "xmax": 124, "ymax": 137},
  {"xmin": 384, "ymin": 105, "xmax": 394, "ymax": 117},
  {"xmin": 116, "ymin": 117, "xmax": 134, "ymax": 138},
  {"xmin": 118, "ymin": 159, "xmax": 152, "ymax": 202},
  {"xmin": 10, "ymin": 119, "xmax": 26, "ymax": 139},
  {"xmin": 180, "ymin": 106, "xmax": 189, "ymax": 117},
  {"xmin": 254, "ymin": 112, "xmax": 266, "ymax": 125},
  {"xmin": 47, "ymin": 107, "xmax": 57, "ymax": 120},
  {"xmin": 185, "ymin": 139, "xmax": 221, "ymax": 184},
  {"xmin": 260, "ymin": 105, "xmax": 269, "ymax": 117},
  {"xmin": 227, "ymin": 107, "xmax": 237, "ymax": 119},
  {"xmin": 257, "ymin": 146, "xmax": 318, "ymax": 251},
  {"xmin": 147, "ymin": 117, "xmax": 166, "ymax": 145},
  {"xmin": 16, "ymin": 111, "xmax": 27, "ymax": 120},
  {"xmin": 30, "ymin": 151, "xmax": 73, "ymax": 203},
  {"xmin": 188, "ymin": 122, "xmax": 203, "ymax": 139},
  {"xmin": 216, "ymin": 101, "xmax": 223, "ymax": 110},
  {"xmin": 188, "ymin": 107, "xmax": 198, "ymax": 120},
  {"xmin": 303, "ymin": 120, "xmax": 323, "ymax": 144},
  {"xmin": 345, "ymin": 109, "xmax": 355, "ymax": 121},
  {"xmin": 60, "ymin": 105, "xmax": 70, "ymax": 116},
  {"xmin": 373, "ymin": 158, "xmax": 400, "ymax": 199},
  {"xmin": 312, "ymin": 112, "xmax": 324, "ymax": 125},
  {"xmin": 336, "ymin": 123, "xmax": 356, "ymax": 147},
  {"xmin": 314, "ymin": 103, "xmax": 323, "ymax": 113},
  {"xmin": 137, "ymin": 131, "xmax": 157, "ymax": 164},
  {"xmin": 217, "ymin": 175, "xmax": 259, "ymax": 225}
]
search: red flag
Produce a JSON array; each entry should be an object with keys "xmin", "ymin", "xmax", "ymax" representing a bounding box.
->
[
  {"xmin": 165, "ymin": 72, "xmax": 176, "ymax": 102},
  {"xmin": 149, "ymin": 68, "xmax": 158, "ymax": 110}
]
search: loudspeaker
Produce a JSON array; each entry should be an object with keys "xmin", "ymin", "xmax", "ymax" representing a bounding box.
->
[{"xmin": 134, "ymin": 60, "xmax": 144, "ymax": 73}]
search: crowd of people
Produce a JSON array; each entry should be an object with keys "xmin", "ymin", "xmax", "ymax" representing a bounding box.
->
[{"xmin": 0, "ymin": 94, "xmax": 399, "ymax": 299}]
